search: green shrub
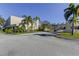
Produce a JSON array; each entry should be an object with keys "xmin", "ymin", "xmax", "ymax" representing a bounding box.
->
[
  {"xmin": 16, "ymin": 26, "xmax": 26, "ymax": 33},
  {"xmin": 4, "ymin": 28, "xmax": 13, "ymax": 34}
]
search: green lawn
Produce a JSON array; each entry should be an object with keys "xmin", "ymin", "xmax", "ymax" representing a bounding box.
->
[{"xmin": 58, "ymin": 32, "xmax": 79, "ymax": 39}]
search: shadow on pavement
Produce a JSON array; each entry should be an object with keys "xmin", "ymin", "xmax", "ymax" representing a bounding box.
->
[{"xmin": 34, "ymin": 33, "xmax": 56, "ymax": 37}]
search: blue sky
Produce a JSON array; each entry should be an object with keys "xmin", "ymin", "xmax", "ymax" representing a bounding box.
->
[{"xmin": 0, "ymin": 3, "xmax": 69, "ymax": 24}]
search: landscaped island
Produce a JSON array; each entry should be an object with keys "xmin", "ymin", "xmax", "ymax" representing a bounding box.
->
[
  {"xmin": 56, "ymin": 3, "xmax": 79, "ymax": 39},
  {"xmin": 0, "ymin": 15, "xmax": 53, "ymax": 34}
]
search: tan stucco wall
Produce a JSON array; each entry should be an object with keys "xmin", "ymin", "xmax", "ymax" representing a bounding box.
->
[{"xmin": 10, "ymin": 16, "xmax": 23, "ymax": 26}]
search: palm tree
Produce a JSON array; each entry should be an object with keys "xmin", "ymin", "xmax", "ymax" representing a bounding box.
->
[
  {"xmin": 22, "ymin": 16, "xmax": 33, "ymax": 31},
  {"xmin": 0, "ymin": 16, "xmax": 5, "ymax": 26},
  {"xmin": 28, "ymin": 16, "xmax": 33, "ymax": 24},
  {"xmin": 23, "ymin": 16, "xmax": 28, "ymax": 24},
  {"xmin": 33, "ymin": 16, "xmax": 40, "ymax": 21},
  {"xmin": 64, "ymin": 3, "xmax": 79, "ymax": 35},
  {"xmin": 0, "ymin": 16, "xmax": 5, "ymax": 30},
  {"xmin": 33, "ymin": 16, "xmax": 40, "ymax": 30},
  {"xmin": 28, "ymin": 16, "xmax": 33, "ymax": 31}
]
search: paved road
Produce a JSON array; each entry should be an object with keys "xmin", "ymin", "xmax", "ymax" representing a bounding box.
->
[{"xmin": 0, "ymin": 32, "xmax": 79, "ymax": 56}]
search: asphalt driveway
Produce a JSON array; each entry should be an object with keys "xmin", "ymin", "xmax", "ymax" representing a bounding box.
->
[{"xmin": 0, "ymin": 32, "xmax": 79, "ymax": 56}]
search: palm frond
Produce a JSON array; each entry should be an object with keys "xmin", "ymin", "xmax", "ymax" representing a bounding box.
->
[
  {"xmin": 64, "ymin": 7, "xmax": 71, "ymax": 12},
  {"xmin": 64, "ymin": 10, "xmax": 72, "ymax": 21}
]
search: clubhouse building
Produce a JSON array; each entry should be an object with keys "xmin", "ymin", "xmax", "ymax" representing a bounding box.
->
[{"xmin": 3, "ymin": 16, "xmax": 41, "ymax": 30}]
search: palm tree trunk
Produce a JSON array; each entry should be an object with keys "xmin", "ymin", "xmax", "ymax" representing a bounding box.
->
[
  {"xmin": 72, "ymin": 13, "xmax": 76, "ymax": 35},
  {"xmin": 71, "ymin": 21, "xmax": 74, "ymax": 35},
  {"xmin": 71, "ymin": 14, "xmax": 75, "ymax": 35}
]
